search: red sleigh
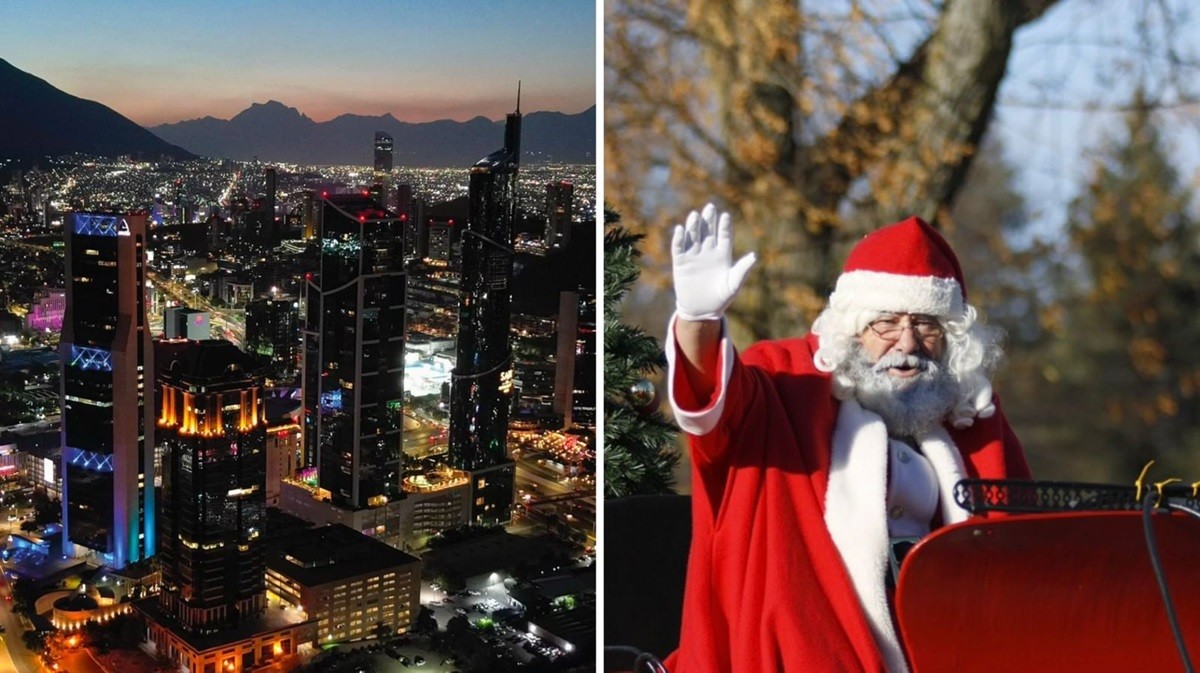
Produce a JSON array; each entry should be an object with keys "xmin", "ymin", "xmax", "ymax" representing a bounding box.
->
[{"xmin": 897, "ymin": 480, "xmax": 1200, "ymax": 672}]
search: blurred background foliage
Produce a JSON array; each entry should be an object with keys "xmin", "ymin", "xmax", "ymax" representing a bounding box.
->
[{"xmin": 605, "ymin": 0, "xmax": 1200, "ymax": 488}]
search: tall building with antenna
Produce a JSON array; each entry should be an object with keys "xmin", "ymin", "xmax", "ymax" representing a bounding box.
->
[{"xmin": 448, "ymin": 88, "xmax": 522, "ymax": 525}]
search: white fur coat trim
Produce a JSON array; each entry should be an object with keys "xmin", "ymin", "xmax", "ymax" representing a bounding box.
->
[
  {"xmin": 665, "ymin": 312, "xmax": 734, "ymax": 436},
  {"xmin": 824, "ymin": 401, "xmax": 970, "ymax": 673}
]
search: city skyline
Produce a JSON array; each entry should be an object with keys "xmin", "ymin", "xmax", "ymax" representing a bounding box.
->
[{"xmin": 0, "ymin": 0, "xmax": 596, "ymax": 126}]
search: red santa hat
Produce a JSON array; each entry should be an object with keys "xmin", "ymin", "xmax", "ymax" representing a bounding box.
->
[{"xmin": 827, "ymin": 216, "xmax": 966, "ymax": 320}]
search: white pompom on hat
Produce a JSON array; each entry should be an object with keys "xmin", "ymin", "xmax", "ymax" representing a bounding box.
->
[{"xmin": 827, "ymin": 216, "xmax": 966, "ymax": 321}]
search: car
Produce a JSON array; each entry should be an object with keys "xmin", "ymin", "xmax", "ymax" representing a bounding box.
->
[
  {"xmin": 413, "ymin": 655, "xmax": 425, "ymax": 666},
  {"xmin": 398, "ymin": 655, "xmax": 411, "ymax": 667},
  {"xmin": 384, "ymin": 648, "xmax": 401, "ymax": 660}
]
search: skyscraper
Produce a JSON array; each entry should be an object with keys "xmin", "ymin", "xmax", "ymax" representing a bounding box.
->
[
  {"xmin": 302, "ymin": 190, "xmax": 317, "ymax": 240},
  {"xmin": 156, "ymin": 340, "xmax": 267, "ymax": 634},
  {"xmin": 448, "ymin": 97, "xmax": 521, "ymax": 525},
  {"xmin": 264, "ymin": 167, "xmax": 277, "ymax": 244},
  {"xmin": 374, "ymin": 132, "xmax": 394, "ymax": 172},
  {"xmin": 245, "ymin": 297, "xmax": 300, "ymax": 385},
  {"xmin": 544, "ymin": 180, "xmax": 574, "ymax": 248},
  {"xmin": 60, "ymin": 211, "xmax": 155, "ymax": 569},
  {"xmin": 301, "ymin": 195, "xmax": 406, "ymax": 509}
]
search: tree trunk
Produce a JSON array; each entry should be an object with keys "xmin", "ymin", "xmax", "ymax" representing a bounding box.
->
[{"xmin": 683, "ymin": 0, "xmax": 1060, "ymax": 341}]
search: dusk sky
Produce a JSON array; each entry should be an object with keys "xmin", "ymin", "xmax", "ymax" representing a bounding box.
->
[{"xmin": 1, "ymin": 0, "xmax": 596, "ymax": 126}]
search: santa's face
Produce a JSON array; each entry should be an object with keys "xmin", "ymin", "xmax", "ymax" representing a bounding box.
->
[
  {"xmin": 859, "ymin": 313, "xmax": 945, "ymax": 378},
  {"xmin": 850, "ymin": 316, "xmax": 955, "ymax": 437}
]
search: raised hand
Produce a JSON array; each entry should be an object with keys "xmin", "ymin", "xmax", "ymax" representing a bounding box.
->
[{"xmin": 671, "ymin": 203, "xmax": 757, "ymax": 321}]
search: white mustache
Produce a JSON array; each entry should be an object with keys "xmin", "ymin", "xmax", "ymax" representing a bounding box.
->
[{"xmin": 873, "ymin": 352, "xmax": 930, "ymax": 373}]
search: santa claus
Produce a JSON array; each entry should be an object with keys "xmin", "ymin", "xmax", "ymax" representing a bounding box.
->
[{"xmin": 665, "ymin": 204, "xmax": 1031, "ymax": 672}]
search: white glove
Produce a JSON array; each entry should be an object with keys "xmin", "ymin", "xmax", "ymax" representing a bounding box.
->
[{"xmin": 672, "ymin": 203, "xmax": 757, "ymax": 321}]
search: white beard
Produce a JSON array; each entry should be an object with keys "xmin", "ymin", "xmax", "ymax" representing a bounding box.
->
[{"xmin": 843, "ymin": 345, "xmax": 959, "ymax": 438}]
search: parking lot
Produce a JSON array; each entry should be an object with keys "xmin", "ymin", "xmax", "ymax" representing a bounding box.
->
[
  {"xmin": 422, "ymin": 583, "xmax": 569, "ymax": 665},
  {"xmin": 309, "ymin": 636, "xmax": 458, "ymax": 673}
]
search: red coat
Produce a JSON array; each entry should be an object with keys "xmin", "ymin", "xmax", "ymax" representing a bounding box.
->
[{"xmin": 664, "ymin": 332, "xmax": 1030, "ymax": 673}]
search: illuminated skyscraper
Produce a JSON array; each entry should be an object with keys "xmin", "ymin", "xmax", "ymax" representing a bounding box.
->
[
  {"xmin": 544, "ymin": 180, "xmax": 573, "ymax": 248},
  {"xmin": 301, "ymin": 195, "xmax": 406, "ymax": 509},
  {"xmin": 301, "ymin": 190, "xmax": 317, "ymax": 240},
  {"xmin": 264, "ymin": 167, "xmax": 277, "ymax": 244},
  {"xmin": 156, "ymin": 340, "xmax": 267, "ymax": 633},
  {"xmin": 374, "ymin": 132, "xmax": 394, "ymax": 172},
  {"xmin": 60, "ymin": 211, "xmax": 155, "ymax": 569},
  {"xmin": 448, "ymin": 95, "xmax": 521, "ymax": 525}
]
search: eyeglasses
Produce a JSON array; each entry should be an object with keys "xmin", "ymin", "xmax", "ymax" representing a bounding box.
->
[{"xmin": 866, "ymin": 314, "xmax": 944, "ymax": 343}]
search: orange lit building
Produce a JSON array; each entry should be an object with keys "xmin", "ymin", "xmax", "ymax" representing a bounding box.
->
[{"xmin": 156, "ymin": 340, "xmax": 267, "ymax": 633}]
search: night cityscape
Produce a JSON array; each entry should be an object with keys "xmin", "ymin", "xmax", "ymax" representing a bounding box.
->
[{"xmin": 0, "ymin": 3, "xmax": 598, "ymax": 671}]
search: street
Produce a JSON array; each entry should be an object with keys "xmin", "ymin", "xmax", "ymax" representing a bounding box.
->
[{"xmin": 0, "ymin": 570, "xmax": 43, "ymax": 673}]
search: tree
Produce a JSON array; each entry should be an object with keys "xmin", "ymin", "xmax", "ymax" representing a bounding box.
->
[
  {"xmin": 1039, "ymin": 95, "xmax": 1200, "ymax": 480},
  {"xmin": 414, "ymin": 606, "xmax": 439, "ymax": 636},
  {"xmin": 603, "ymin": 211, "xmax": 680, "ymax": 497},
  {"xmin": 607, "ymin": 0, "xmax": 1065, "ymax": 340},
  {"xmin": 940, "ymin": 139, "xmax": 1080, "ymax": 477}
]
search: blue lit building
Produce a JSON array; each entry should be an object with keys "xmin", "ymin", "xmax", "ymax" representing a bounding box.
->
[{"xmin": 59, "ymin": 212, "xmax": 155, "ymax": 569}]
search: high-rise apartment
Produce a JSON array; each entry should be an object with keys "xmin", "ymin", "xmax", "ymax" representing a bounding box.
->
[
  {"xmin": 374, "ymin": 132, "xmax": 394, "ymax": 172},
  {"xmin": 60, "ymin": 211, "xmax": 155, "ymax": 568},
  {"xmin": 448, "ymin": 99, "xmax": 521, "ymax": 525},
  {"xmin": 301, "ymin": 195, "xmax": 406, "ymax": 510},
  {"xmin": 544, "ymin": 180, "xmax": 574, "ymax": 248},
  {"xmin": 156, "ymin": 340, "xmax": 267, "ymax": 633},
  {"xmin": 264, "ymin": 167, "xmax": 277, "ymax": 243}
]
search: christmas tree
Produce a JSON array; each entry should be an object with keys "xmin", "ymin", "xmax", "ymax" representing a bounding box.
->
[{"xmin": 604, "ymin": 210, "xmax": 680, "ymax": 497}]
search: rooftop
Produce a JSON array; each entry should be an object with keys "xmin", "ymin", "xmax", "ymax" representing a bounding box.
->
[
  {"xmin": 420, "ymin": 531, "xmax": 561, "ymax": 581},
  {"xmin": 135, "ymin": 597, "xmax": 312, "ymax": 653},
  {"xmin": 530, "ymin": 604, "xmax": 595, "ymax": 651},
  {"xmin": 163, "ymin": 339, "xmax": 260, "ymax": 382},
  {"xmin": 266, "ymin": 524, "xmax": 419, "ymax": 587}
]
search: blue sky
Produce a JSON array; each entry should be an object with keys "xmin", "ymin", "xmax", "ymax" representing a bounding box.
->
[
  {"xmin": 991, "ymin": 0, "xmax": 1200, "ymax": 239},
  {"xmin": 1, "ymin": 0, "xmax": 596, "ymax": 125}
]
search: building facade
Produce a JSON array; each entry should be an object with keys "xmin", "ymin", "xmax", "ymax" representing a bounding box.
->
[
  {"xmin": 374, "ymin": 132, "xmax": 394, "ymax": 172},
  {"xmin": 265, "ymin": 524, "xmax": 421, "ymax": 644},
  {"xmin": 544, "ymin": 180, "xmax": 573, "ymax": 249},
  {"xmin": 245, "ymin": 297, "xmax": 300, "ymax": 385},
  {"xmin": 448, "ymin": 103, "xmax": 522, "ymax": 525},
  {"xmin": 59, "ymin": 211, "xmax": 155, "ymax": 569},
  {"xmin": 156, "ymin": 340, "xmax": 267, "ymax": 634},
  {"xmin": 549, "ymin": 289, "xmax": 598, "ymax": 430},
  {"xmin": 27, "ymin": 288, "xmax": 66, "ymax": 333},
  {"xmin": 163, "ymin": 307, "xmax": 211, "ymax": 340},
  {"xmin": 301, "ymin": 195, "xmax": 406, "ymax": 510}
]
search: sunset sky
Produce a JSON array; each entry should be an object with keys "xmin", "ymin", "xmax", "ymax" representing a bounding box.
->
[{"xmin": 1, "ymin": 0, "xmax": 596, "ymax": 126}]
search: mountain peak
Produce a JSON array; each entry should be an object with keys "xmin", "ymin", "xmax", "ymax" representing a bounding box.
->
[
  {"xmin": 152, "ymin": 105, "xmax": 594, "ymax": 166},
  {"xmin": 230, "ymin": 100, "xmax": 312, "ymax": 125},
  {"xmin": 0, "ymin": 58, "xmax": 194, "ymax": 161}
]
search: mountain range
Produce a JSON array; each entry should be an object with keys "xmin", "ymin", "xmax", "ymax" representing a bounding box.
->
[
  {"xmin": 151, "ymin": 101, "xmax": 596, "ymax": 167},
  {"xmin": 0, "ymin": 57, "xmax": 194, "ymax": 162},
  {"xmin": 0, "ymin": 57, "xmax": 594, "ymax": 167}
]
